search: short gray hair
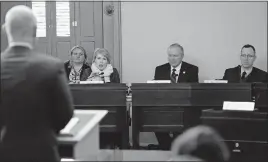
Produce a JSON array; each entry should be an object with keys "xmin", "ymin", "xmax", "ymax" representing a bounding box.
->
[{"xmin": 168, "ymin": 43, "xmax": 184, "ymax": 54}]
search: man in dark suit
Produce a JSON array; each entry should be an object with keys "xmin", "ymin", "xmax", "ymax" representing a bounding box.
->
[
  {"xmin": 223, "ymin": 44, "xmax": 268, "ymax": 83},
  {"xmin": 0, "ymin": 6, "xmax": 74, "ymax": 162},
  {"xmin": 153, "ymin": 43, "xmax": 199, "ymax": 150}
]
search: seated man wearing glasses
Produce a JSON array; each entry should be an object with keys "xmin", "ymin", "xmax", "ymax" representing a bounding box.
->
[{"xmin": 223, "ymin": 44, "xmax": 268, "ymax": 83}]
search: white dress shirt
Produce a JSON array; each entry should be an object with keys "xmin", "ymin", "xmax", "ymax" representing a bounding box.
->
[{"xmin": 241, "ymin": 66, "xmax": 253, "ymax": 78}]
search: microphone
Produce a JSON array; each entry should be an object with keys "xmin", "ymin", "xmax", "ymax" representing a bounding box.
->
[{"xmin": 99, "ymin": 72, "xmax": 105, "ymax": 83}]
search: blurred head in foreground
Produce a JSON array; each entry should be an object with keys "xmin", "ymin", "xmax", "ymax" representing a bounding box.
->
[
  {"xmin": 3, "ymin": 5, "xmax": 37, "ymax": 47},
  {"xmin": 171, "ymin": 125, "xmax": 230, "ymax": 162}
]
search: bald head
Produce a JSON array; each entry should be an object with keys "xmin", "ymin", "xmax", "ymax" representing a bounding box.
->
[
  {"xmin": 4, "ymin": 5, "xmax": 37, "ymax": 44},
  {"xmin": 171, "ymin": 125, "xmax": 230, "ymax": 162}
]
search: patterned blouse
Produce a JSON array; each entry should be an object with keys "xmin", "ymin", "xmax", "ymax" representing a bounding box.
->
[{"xmin": 69, "ymin": 67, "xmax": 82, "ymax": 83}]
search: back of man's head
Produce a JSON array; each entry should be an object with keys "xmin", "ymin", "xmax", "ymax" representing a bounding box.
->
[
  {"xmin": 4, "ymin": 5, "xmax": 37, "ymax": 44},
  {"xmin": 171, "ymin": 125, "xmax": 230, "ymax": 162}
]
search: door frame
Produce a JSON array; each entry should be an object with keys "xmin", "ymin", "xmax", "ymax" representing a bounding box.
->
[{"xmin": 103, "ymin": 1, "xmax": 122, "ymax": 82}]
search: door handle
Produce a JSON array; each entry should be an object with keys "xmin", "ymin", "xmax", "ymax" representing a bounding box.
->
[{"xmin": 72, "ymin": 21, "xmax": 77, "ymax": 27}]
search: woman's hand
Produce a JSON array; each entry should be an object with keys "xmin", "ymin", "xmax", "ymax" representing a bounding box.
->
[
  {"xmin": 87, "ymin": 72, "xmax": 103, "ymax": 81},
  {"xmin": 69, "ymin": 80, "xmax": 80, "ymax": 84}
]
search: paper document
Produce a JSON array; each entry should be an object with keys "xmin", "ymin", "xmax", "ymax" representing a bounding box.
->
[
  {"xmin": 147, "ymin": 80, "xmax": 171, "ymax": 83},
  {"xmin": 223, "ymin": 101, "xmax": 255, "ymax": 111},
  {"xmin": 61, "ymin": 158, "xmax": 76, "ymax": 161},
  {"xmin": 80, "ymin": 81, "xmax": 104, "ymax": 84},
  {"xmin": 60, "ymin": 117, "xmax": 79, "ymax": 135},
  {"xmin": 204, "ymin": 80, "xmax": 228, "ymax": 83}
]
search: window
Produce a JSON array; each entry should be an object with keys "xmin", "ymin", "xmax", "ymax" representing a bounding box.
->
[
  {"xmin": 32, "ymin": 1, "xmax": 46, "ymax": 37},
  {"xmin": 56, "ymin": 1, "xmax": 70, "ymax": 37}
]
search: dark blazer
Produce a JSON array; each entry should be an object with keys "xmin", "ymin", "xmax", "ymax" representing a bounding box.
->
[
  {"xmin": 64, "ymin": 60, "xmax": 92, "ymax": 81},
  {"xmin": 109, "ymin": 68, "xmax": 120, "ymax": 83},
  {"xmin": 223, "ymin": 65, "xmax": 268, "ymax": 83},
  {"xmin": 0, "ymin": 46, "xmax": 74, "ymax": 162},
  {"xmin": 154, "ymin": 61, "xmax": 199, "ymax": 83}
]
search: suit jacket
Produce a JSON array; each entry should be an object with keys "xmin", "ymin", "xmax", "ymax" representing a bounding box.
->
[
  {"xmin": 154, "ymin": 61, "xmax": 199, "ymax": 83},
  {"xmin": 0, "ymin": 46, "xmax": 74, "ymax": 162},
  {"xmin": 223, "ymin": 65, "xmax": 268, "ymax": 83},
  {"xmin": 108, "ymin": 68, "xmax": 120, "ymax": 83},
  {"xmin": 64, "ymin": 60, "xmax": 92, "ymax": 81}
]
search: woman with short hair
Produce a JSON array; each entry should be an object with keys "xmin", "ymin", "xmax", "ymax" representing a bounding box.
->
[{"xmin": 87, "ymin": 48, "xmax": 120, "ymax": 83}]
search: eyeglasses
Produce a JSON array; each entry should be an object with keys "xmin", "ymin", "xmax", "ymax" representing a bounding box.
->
[{"xmin": 241, "ymin": 54, "xmax": 255, "ymax": 59}]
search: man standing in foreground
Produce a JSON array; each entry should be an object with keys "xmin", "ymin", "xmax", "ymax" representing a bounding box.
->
[{"xmin": 0, "ymin": 5, "xmax": 74, "ymax": 162}]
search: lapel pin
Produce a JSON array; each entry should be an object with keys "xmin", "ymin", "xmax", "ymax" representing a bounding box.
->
[{"xmin": 183, "ymin": 71, "xmax": 186, "ymax": 74}]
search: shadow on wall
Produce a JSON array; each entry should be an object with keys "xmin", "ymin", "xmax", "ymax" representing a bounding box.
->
[{"xmin": 1, "ymin": 26, "xmax": 8, "ymax": 52}]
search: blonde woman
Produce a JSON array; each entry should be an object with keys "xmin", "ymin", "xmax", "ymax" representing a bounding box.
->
[
  {"xmin": 87, "ymin": 49, "xmax": 121, "ymax": 148},
  {"xmin": 64, "ymin": 45, "xmax": 92, "ymax": 83},
  {"xmin": 87, "ymin": 48, "xmax": 120, "ymax": 83}
]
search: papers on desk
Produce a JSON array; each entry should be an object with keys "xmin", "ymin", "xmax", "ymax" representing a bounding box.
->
[
  {"xmin": 60, "ymin": 117, "xmax": 79, "ymax": 136},
  {"xmin": 223, "ymin": 101, "xmax": 255, "ymax": 111},
  {"xmin": 147, "ymin": 80, "xmax": 171, "ymax": 83},
  {"xmin": 61, "ymin": 158, "xmax": 76, "ymax": 161},
  {"xmin": 80, "ymin": 81, "xmax": 104, "ymax": 84},
  {"xmin": 204, "ymin": 80, "xmax": 228, "ymax": 83}
]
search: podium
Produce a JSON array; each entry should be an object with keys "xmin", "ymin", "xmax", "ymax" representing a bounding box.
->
[
  {"xmin": 69, "ymin": 84, "xmax": 129, "ymax": 149},
  {"xmin": 131, "ymin": 83, "xmax": 252, "ymax": 149},
  {"xmin": 201, "ymin": 109, "xmax": 268, "ymax": 162},
  {"xmin": 58, "ymin": 110, "xmax": 107, "ymax": 160}
]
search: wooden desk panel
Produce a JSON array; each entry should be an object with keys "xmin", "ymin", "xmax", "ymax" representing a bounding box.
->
[
  {"xmin": 71, "ymin": 84, "xmax": 126, "ymax": 106},
  {"xmin": 201, "ymin": 109, "xmax": 268, "ymax": 162},
  {"xmin": 201, "ymin": 110, "xmax": 268, "ymax": 141},
  {"xmin": 139, "ymin": 106, "xmax": 184, "ymax": 132},
  {"xmin": 132, "ymin": 83, "xmax": 252, "ymax": 106},
  {"xmin": 253, "ymin": 83, "xmax": 268, "ymax": 111},
  {"xmin": 131, "ymin": 83, "xmax": 252, "ymax": 149},
  {"xmin": 69, "ymin": 84, "xmax": 129, "ymax": 149}
]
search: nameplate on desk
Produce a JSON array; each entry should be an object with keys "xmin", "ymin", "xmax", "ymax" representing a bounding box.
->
[
  {"xmin": 60, "ymin": 117, "xmax": 79, "ymax": 136},
  {"xmin": 223, "ymin": 101, "xmax": 255, "ymax": 111},
  {"xmin": 147, "ymin": 80, "xmax": 171, "ymax": 83},
  {"xmin": 204, "ymin": 80, "xmax": 228, "ymax": 83},
  {"xmin": 61, "ymin": 158, "xmax": 76, "ymax": 161},
  {"xmin": 80, "ymin": 81, "xmax": 104, "ymax": 84}
]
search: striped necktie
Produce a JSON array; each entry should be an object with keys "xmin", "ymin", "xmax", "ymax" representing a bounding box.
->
[{"xmin": 171, "ymin": 69, "xmax": 177, "ymax": 83}]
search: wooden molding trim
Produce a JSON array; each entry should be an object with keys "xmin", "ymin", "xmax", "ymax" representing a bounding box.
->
[{"xmin": 103, "ymin": 1, "xmax": 122, "ymax": 82}]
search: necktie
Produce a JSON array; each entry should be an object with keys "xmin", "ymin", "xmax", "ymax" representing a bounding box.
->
[
  {"xmin": 241, "ymin": 71, "xmax": 247, "ymax": 81},
  {"xmin": 171, "ymin": 69, "xmax": 177, "ymax": 83}
]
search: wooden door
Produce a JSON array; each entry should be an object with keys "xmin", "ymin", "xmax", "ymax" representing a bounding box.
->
[
  {"xmin": 27, "ymin": 1, "xmax": 51, "ymax": 55},
  {"xmin": 74, "ymin": 1, "xmax": 103, "ymax": 63},
  {"xmin": 50, "ymin": 1, "xmax": 76, "ymax": 61}
]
